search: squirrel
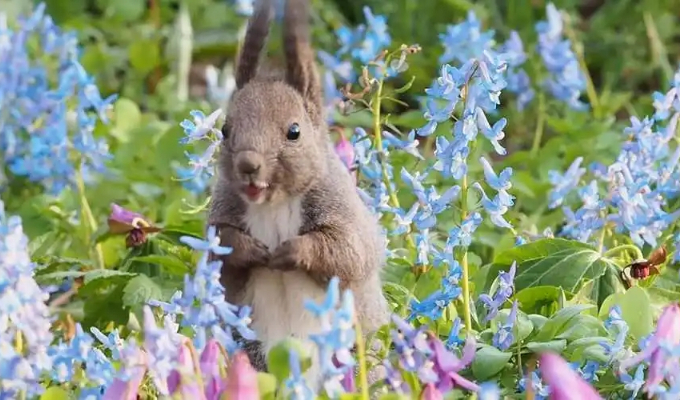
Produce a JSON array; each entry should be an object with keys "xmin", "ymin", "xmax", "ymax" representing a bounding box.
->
[{"xmin": 207, "ymin": 0, "xmax": 390, "ymax": 390}]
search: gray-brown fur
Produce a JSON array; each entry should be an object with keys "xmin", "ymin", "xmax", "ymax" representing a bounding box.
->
[{"xmin": 207, "ymin": 0, "xmax": 390, "ymax": 389}]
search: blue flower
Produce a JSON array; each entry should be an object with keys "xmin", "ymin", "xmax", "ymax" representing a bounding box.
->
[
  {"xmin": 478, "ymin": 262, "xmax": 516, "ymax": 322},
  {"xmin": 0, "ymin": 200, "xmax": 55, "ymax": 397},
  {"xmin": 305, "ymin": 277, "xmax": 357, "ymax": 397},
  {"xmin": 439, "ymin": 10, "xmax": 495, "ymax": 65},
  {"xmin": 0, "ymin": 3, "xmax": 116, "ymax": 195},
  {"xmin": 535, "ymin": 2, "xmax": 588, "ymax": 110},
  {"xmin": 179, "ymin": 225, "xmax": 233, "ymax": 256},
  {"xmin": 619, "ymin": 364, "xmax": 645, "ymax": 399},
  {"xmin": 548, "ymin": 157, "xmax": 586, "ymax": 209},
  {"xmin": 492, "ymin": 300, "xmax": 517, "ymax": 351},
  {"xmin": 518, "ymin": 370, "xmax": 550, "ymax": 399}
]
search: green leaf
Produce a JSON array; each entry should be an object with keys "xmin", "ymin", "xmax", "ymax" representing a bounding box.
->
[
  {"xmin": 555, "ymin": 314, "xmax": 607, "ymax": 341},
  {"xmin": 40, "ymin": 387, "xmax": 70, "ymax": 400},
  {"xmin": 130, "ymin": 255, "xmax": 191, "ymax": 276},
  {"xmin": 471, "ymin": 344, "xmax": 513, "ymax": 381},
  {"xmin": 599, "ymin": 286, "xmax": 653, "ymax": 341},
  {"xmin": 533, "ymin": 304, "xmax": 595, "ymax": 342},
  {"xmin": 83, "ymin": 269, "xmax": 137, "ymax": 284},
  {"xmin": 589, "ymin": 263, "xmax": 625, "ymax": 310},
  {"xmin": 514, "ymin": 286, "xmax": 561, "ymax": 314},
  {"xmin": 111, "ymin": 98, "xmax": 142, "ymax": 142},
  {"xmin": 128, "ymin": 40, "xmax": 161, "ymax": 74},
  {"xmin": 525, "ymin": 339, "xmax": 567, "ymax": 354},
  {"xmin": 566, "ymin": 336, "xmax": 609, "ymax": 360},
  {"xmin": 527, "ymin": 314, "xmax": 548, "ymax": 331},
  {"xmin": 122, "ymin": 274, "xmax": 164, "ymax": 306},
  {"xmin": 97, "ymin": 0, "xmax": 146, "ymax": 21},
  {"xmin": 266, "ymin": 338, "xmax": 312, "ymax": 382},
  {"xmin": 487, "ymin": 238, "xmax": 616, "ymax": 293},
  {"xmin": 257, "ymin": 372, "xmax": 277, "ymax": 400}
]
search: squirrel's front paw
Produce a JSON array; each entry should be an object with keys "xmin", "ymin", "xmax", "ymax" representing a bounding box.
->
[{"xmin": 268, "ymin": 239, "xmax": 306, "ymax": 271}]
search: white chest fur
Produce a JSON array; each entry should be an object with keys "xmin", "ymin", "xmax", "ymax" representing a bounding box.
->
[{"xmin": 242, "ymin": 196, "xmax": 327, "ymax": 387}]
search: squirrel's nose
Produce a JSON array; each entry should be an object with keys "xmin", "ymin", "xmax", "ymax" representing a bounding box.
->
[{"xmin": 236, "ymin": 151, "xmax": 263, "ymax": 176}]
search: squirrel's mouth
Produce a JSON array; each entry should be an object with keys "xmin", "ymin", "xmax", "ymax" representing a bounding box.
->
[{"xmin": 241, "ymin": 182, "xmax": 269, "ymax": 202}]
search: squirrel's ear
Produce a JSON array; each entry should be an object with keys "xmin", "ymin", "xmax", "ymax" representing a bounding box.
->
[
  {"xmin": 283, "ymin": 0, "xmax": 323, "ymax": 124},
  {"xmin": 235, "ymin": 0, "xmax": 274, "ymax": 89}
]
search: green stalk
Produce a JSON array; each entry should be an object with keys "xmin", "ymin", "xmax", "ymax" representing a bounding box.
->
[
  {"xmin": 371, "ymin": 77, "xmax": 417, "ymax": 254},
  {"xmin": 354, "ymin": 316, "xmax": 370, "ymax": 400},
  {"xmin": 530, "ymin": 92, "xmax": 546, "ymax": 159},
  {"xmin": 603, "ymin": 244, "xmax": 644, "ymax": 260},
  {"xmin": 561, "ymin": 11, "xmax": 601, "ymax": 118},
  {"xmin": 459, "ymin": 174, "xmax": 472, "ymax": 335},
  {"xmin": 75, "ymin": 170, "xmax": 105, "ymax": 269}
]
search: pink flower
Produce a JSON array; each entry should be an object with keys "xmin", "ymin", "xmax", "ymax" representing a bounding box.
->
[
  {"xmin": 334, "ymin": 134, "xmax": 355, "ymax": 171},
  {"xmin": 539, "ymin": 352, "xmax": 602, "ymax": 400},
  {"xmin": 420, "ymin": 383, "xmax": 444, "ymax": 400},
  {"xmin": 619, "ymin": 302, "xmax": 680, "ymax": 393},
  {"xmin": 224, "ymin": 351, "xmax": 259, "ymax": 399},
  {"xmin": 167, "ymin": 339, "xmax": 205, "ymax": 399},
  {"xmin": 102, "ymin": 349, "xmax": 147, "ymax": 400},
  {"xmin": 107, "ymin": 203, "xmax": 160, "ymax": 247},
  {"xmin": 429, "ymin": 332, "xmax": 479, "ymax": 392},
  {"xmin": 201, "ymin": 339, "xmax": 226, "ymax": 399}
]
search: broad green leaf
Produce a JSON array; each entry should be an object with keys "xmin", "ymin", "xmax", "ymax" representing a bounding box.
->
[
  {"xmin": 533, "ymin": 304, "xmax": 595, "ymax": 342},
  {"xmin": 514, "ymin": 286, "xmax": 561, "ymax": 314},
  {"xmin": 486, "ymin": 238, "xmax": 616, "ymax": 293},
  {"xmin": 83, "ymin": 269, "xmax": 137, "ymax": 284},
  {"xmin": 471, "ymin": 344, "xmax": 513, "ymax": 381},
  {"xmin": 122, "ymin": 274, "xmax": 164, "ymax": 306},
  {"xmin": 40, "ymin": 386, "xmax": 69, "ymax": 400},
  {"xmin": 555, "ymin": 314, "xmax": 607, "ymax": 342},
  {"xmin": 266, "ymin": 338, "xmax": 312, "ymax": 383},
  {"xmin": 527, "ymin": 314, "xmax": 548, "ymax": 332},
  {"xmin": 525, "ymin": 339, "xmax": 567, "ymax": 354},
  {"xmin": 589, "ymin": 263, "xmax": 625, "ymax": 310},
  {"xmin": 599, "ymin": 286, "xmax": 653, "ymax": 341},
  {"xmin": 566, "ymin": 336, "xmax": 609, "ymax": 359},
  {"xmin": 257, "ymin": 372, "xmax": 277, "ymax": 400}
]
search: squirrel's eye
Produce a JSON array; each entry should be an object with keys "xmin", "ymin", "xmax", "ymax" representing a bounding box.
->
[
  {"xmin": 220, "ymin": 123, "xmax": 230, "ymax": 139},
  {"xmin": 287, "ymin": 123, "xmax": 301, "ymax": 141}
]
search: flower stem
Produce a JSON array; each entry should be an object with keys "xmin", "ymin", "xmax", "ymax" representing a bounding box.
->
[
  {"xmin": 371, "ymin": 78, "xmax": 417, "ymax": 255},
  {"xmin": 530, "ymin": 92, "xmax": 546, "ymax": 158},
  {"xmin": 459, "ymin": 174, "xmax": 472, "ymax": 335},
  {"xmin": 562, "ymin": 11, "xmax": 601, "ymax": 118},
  {"xmin": 76, "ymin": 170, "xmax": 105, "ymax": 269},
  {"xmin": 603, "ymin": 244, "xmax": 644, "ymax": 261},
  {"xmin": 354, "ymin": 314, "xmax": 370, "ymax": 400}
]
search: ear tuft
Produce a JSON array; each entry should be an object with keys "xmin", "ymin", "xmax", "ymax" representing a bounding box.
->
[
  {"xmin": 235, "ymin": 0, "xmax": 275, "ymax": 89},
  {"xmin": 282, "ymin": 0, "xmax": 323, "ymax": 125}
]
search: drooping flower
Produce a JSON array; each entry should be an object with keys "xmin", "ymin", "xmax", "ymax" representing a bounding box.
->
[{"xmin": 538, "ymin": 352, "xmax": 602, "ymax": 400}]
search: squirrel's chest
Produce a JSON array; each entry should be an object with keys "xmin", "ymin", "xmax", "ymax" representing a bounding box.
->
[
  {"xmin": 243, "ymin": 197, "xmax": 303, "ymax": 250},
  {"xmin": 241, "ymin": 197, "xmax": 327, "ymax": 354}
]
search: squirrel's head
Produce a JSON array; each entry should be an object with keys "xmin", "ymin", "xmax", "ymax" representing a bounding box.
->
[{"xmin": 218, "ymin": 0, "xmax": 327, "ymax": 205}]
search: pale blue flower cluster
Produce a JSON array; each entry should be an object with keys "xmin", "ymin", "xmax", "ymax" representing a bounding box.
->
[
  {"xmin": 535, "ymin": 2, "xmax": 588, "ymax": 110},
  {"xmin": 548, "ymin": 67, "xmax": 680, "ymax": 248},
  {"xmin": 438, "ymin": 10, "xmax": 534, "ymax": 111},
  {"xmin": 0, "ymin": 3, "xmax": 116, "ymax": 195}
]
